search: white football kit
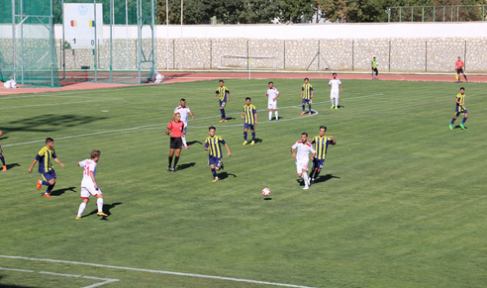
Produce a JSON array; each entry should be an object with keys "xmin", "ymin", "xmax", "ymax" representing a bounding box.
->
[
  {"xmin": 267, "ymin": 87, "xmax": 279, "ymax": 110},
  {"xmin": 174, "ymin": 105, "xmax": 191, "ymax": 134},
  {"xmin": 3, "ymin": 80, "xmax": 17, "ymax": 89},
  {"xmin": 292, "ymin": 140, "xmax": 316, "ymax": 173},
  {"xmin": 78, "ymin": 159, "xmax": 102, "ymax": 199},
  {"xmin": 329, "ymin": 79, "xmax": 341, "ymax": 98}
]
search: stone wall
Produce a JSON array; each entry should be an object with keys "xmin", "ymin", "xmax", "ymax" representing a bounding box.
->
[{"xmin": 1, "ymin": 37, "xmax": 487, "ymax": 73}]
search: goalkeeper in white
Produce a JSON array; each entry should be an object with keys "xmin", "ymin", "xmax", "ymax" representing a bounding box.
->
[
  {"xmin": 76, "ymin": 150, "xmax": 108, "ymax": 219},
  {"xmin": 291, "ymin": 132, "xmax": 315, "ymax": 190}
]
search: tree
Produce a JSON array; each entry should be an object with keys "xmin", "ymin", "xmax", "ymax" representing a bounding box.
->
[
  {"xmin": 278, "ymin": 0, "xmax": 317, "ymax": 22},
  {"xmin": 239, "ymin": 0, "xmax": 280, "ymax": 24}
]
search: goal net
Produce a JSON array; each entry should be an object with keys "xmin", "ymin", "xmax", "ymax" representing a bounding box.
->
[{"xmin": 219, "ymin": 55, "xmax": 277, "ymax": 71}]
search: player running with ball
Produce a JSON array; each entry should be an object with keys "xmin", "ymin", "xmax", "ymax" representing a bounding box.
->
[
  {"xmin": 205, "ymin": 126, "xmax": 231, "ymax": 182},
  {"xmin": 76, "ymin": 150, "xmax": 108, "ymax": 219},
  {"xmin": 291, "ymin": 133, "xmax": 315, "ymax": 190}
]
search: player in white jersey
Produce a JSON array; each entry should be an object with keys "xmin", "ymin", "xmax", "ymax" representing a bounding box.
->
[
  {"xmin": 76, "ymin": 150, "xmax": 107, "ymax": 219},
  {"xmin": 3, "ymin": 79, "xmax": 17, "ymax": 89},
  {"xmin": 172, "ymin": 98, "xmax": 195, "ymax": 149},
  {"xmin": 265, "ymin": 81, "xmax": 280, "ymax": 121},
  {"xmin": 328, "ymin": 73, "xmax": 343, "ymax": 109},
  {"xmin": 291, "ymin": 133, "xmax": 316, "ymax": 190}
]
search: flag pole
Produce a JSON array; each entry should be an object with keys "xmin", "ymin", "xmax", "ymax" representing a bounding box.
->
[{"xmin": 249, "ymin": 59, "xmax": 251, "ymax": 80}]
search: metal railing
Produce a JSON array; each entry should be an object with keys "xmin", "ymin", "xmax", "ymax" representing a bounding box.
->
[{"xmin": 388, "ymin": 5, "xmax": 487, "ymax": 22}]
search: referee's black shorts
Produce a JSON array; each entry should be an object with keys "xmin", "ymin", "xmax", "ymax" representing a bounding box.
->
[
  {"xmin": 456, "ymin": 68, "xmax": 464, "ymax": 74},
  {"xmin": 170, "ymin": 137, "xmax": 182, "ymax": 149},
  {"xmin": 372, "ymin": 67, "xmax": 379, "ymax": 76}
]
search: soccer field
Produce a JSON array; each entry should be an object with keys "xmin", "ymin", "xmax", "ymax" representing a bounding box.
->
[{"xmin": 0, "ymin": 78, "xmax": 486, "ymax": 288}]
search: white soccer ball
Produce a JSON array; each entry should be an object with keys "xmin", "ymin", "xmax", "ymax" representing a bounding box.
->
[{"xmin": 262, "ymin": 188, "xmax": 271, "ymax": 196}]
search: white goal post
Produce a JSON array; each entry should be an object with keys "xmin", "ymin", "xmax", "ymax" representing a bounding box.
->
[{"xmin": 219, "ymin": 55, "xmax": 277, "ymax": 71}]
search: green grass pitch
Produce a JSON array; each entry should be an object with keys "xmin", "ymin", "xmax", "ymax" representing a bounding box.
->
[{"xmin": 0, "ymin": 78, "xmax": 486, "ymax": 288}]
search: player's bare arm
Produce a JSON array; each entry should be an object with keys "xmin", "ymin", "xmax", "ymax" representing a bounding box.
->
[
  {"xmin": 254, "ymin": 113, "xmax": 258, "ymax": 125},
  {"xmin": 227, "ymin": 93, "xmax": 230, "ymax": 102},
  {"xmin": 273, "ymin": 93, "xmax": 279, "ymax": 101},
  {"xmin": 189, "ymin": 111, "xmax": 195, "ymax": 120},
  {"xmin": 54, "ymin": 157, "xmax": 64, "ymax": 168},
  {"xmin": 90, "ymin": 170, "xmax": 98, "ymax": 189},
  {"xmin": 27, "ymin": 160, "xmax": 37, "ymax": 173},
  {"xmin": 300, "ymin": 90, "xmax": 303, "ymax": 99},
  {"xmin": 311, "ymin": 90, "xmax": 314, "ymax": 99},
  {"xmin": 165, "ymin": 128, "xmax": 172, "ymax": 136},
  {"xmin": 329, "ymin": 136, "xmax": 337, "ymax": 145},
  {"xmin": 340, "ymin": 84, "xmax": 343, "ymax": 93},
  {"xmin": 455, "ymin": 98, "xmax": 462, "ymax": 105},
  {"xmin": 224, "ymin": 143, "xmax": 231, "ymax": 157},
  {"xmin": 291, "ymin": 148, "xmax": 296, "ymax": 158},
  {"xmin": 241, "ymin": 112, "xmax": 245, "ymax": 120}
]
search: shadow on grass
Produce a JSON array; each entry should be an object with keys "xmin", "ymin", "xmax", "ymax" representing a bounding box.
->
[
  {"xmin": 86, "ymin": 202, "xmax": 123, "ymax": 220},
  {"xmin": 186, "ymin": 140, "xmax": 202, "ymax": 146},
  {"xmin": 50, "ymin": 186, "xmax": 76, "ymax": 196},
  {"xmin": 454, "ymin": 125, "xmax": 467, "ymax": 129},
  {"xmin": 296, "ymin": 174, "xmax": 340, "ymax": 186},
  {"xmin": 2, "ymin": 114, "xmax": 108, "ymax": 133},
  {"xmin": 177, "ymin": 162, "xmax": 196, "ymax": 171},
  {"xmin": 218, "ymin": 172, "xmax": 236, "ymax": 180},
  {"xmin": 264, "ymin": 198, "xmax": 272, "ymax": 200},
  {"xmin": 0, "ymin": 136, "xmax": 8, "ymax": 141},
  {"xmin": 6, "ymin": 163, "xmax": 20, "ymax": 170}
]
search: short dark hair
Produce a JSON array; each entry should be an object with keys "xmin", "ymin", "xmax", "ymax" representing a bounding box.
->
[
  {"xmin": 209, "ymin": 126, "xmax": 216, "ymax": 131},
  {"xmin": 45, "ymin": 137, "xmax": 54, "ymax": 144},
  {"xmin": 245, "ymin": 97, "xmax": 251, "ymax": 101},
  {"xmin": 304, "ymin": 78, "xmax": 309, "ymax": 81},
  {"xmin": 268, "ymin": 81, "xmax": 273, "ymax": 85},
  {"xmin": 219, "ymin": 80, "xmax": 224, "ymax": 83},
  {"xmin": 302, "ymin": 132, "xmax": 308, "ymax": 137},
  {"xmin": 91, "ymin": 150, "xmax": 101, "ymax": 159},
  {"xmin": 319, "ymin": 126, "xmax": 327, "ymax": 131},
  {"xmin": 180, "ymin": 98, "xmax": 185, "ymax": 101},
  {"xmin": 460, "ymin": 87, "xmax": 465, "ymax": 91},
  {"xmin": 332, "ymin": 73, "xmax": 337, "ymax": 76}
]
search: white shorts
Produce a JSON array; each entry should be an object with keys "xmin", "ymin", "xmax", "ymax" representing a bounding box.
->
[
  {"xmin": 295, "ymin": 159, "xmax": 309, "ymax": 173},
  {"xmin": 330, "ymin": 91, "xmax": 339, "ymax": 99},
  {"xmin": 81, "ymin": 185, "xmax": 102, "ymax": 199},
  {"xmin": 268, "ymin": 102, "xmax": 277, "ymax": 110}
]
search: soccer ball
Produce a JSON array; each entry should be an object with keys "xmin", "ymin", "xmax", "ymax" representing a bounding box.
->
[{"xmin": 262, "ymin": 188, "xmax": 271, "ymax": 196}]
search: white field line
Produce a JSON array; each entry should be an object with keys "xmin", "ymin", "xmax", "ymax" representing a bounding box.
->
[
  {"xmin": 0, "ymin": 255, "xmax": 315, "ymax": 288},
  {"xmin": 2, "ymin": 93, "xmax": 383, "ymax": 148},
  {"xmin": 0, "ymin": 266, "xmax": 119, "ymax": 288},
  {"xmin": 0, "ymin": 98, "xmax": 123, "ymax": 109}
]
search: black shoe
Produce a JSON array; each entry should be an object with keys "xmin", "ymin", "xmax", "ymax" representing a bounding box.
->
[
  {"xmin": 172, "ymin": 167, "xmax": 176, "ymax": 172},
  {"xmin": 167, "ymin": 167, "xmax": 171, "ymax": 172},
  {"xmin": 311, "ymin": 179, "xmax": 315, "ymax": 184}
]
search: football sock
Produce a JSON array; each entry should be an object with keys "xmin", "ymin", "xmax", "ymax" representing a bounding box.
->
[
  {"xmin": 97, "ymin": 198, "xmax": 104, "ymax": 212},
  {"xmin": 173, "ymin": 156, "xmax": 179, "ymax": 168},
  {"xmin": 462, "ymin": 117, "xmax": 467, "ymax": 124},
  {"xmin": 302, "ymin": 173, "xmax": 309, "ymax": 185},
  {"xmin": 464, "ymin": 75, "xmax": 468, "ymax": 81},
  {"xmin": 269, "ymin": 111, "xmax": 272, "ymax": 120},
  {"xmin": 211, "ymin": 168, "xmax": 217, "ymax": 177},
  {"xmin": 331, "ymin": 98, "xmax": 334, "ymax": 107},
  {"xmin": 252, "ymin": 132, "xmax": 255, "ymax": 141},
  {"xmin": 335, "ymin": 98, "xmax": 339, "ymax": 107},
  {"xmin": 181, "ymin": 136, "xmax": 187, "ymax": 146},
  {"xmin": 46, "ymin": 183, "xmax": 55, "ymax": 194},
  {"xmin": 41, "ymin": 180, "xmax": 49, "ymax": 186},
  {"xmin": 275, "ymin": 111, "xmax": 278, "ymax": 120},
  {"xmin": 0, "ymin": 155, "xmax": 5, "ymax": 166},
  {"xmin": 451, "ymin": 118, "xmax": 457, "ymax": 125},
  {"xmin": 309, "ymin": 170, "xmax": 316, "ymax": 179},
  {"xmin": 168, "ymin": 156, "xmax": 173, "ymax": 167},
  {"xmin": 220, "ymin": 109, "xmax": 224, "ymax": 119},
  {"xmin": 244, "ymin": 131, "xmax": 248, "ymax": 141},
  {"xmin": 77, "ymin": 202, "xmax": 87, "ymax": 217},
  {"xmin": 302, "ymin": 104, "xmax": 305, "ymax": 112},
  {"xmin": 309, "ymin": 105, "xmax": 312, "ymax": 113},
  {"xmin": 314, "ymin": 170, "xmax": 321, "ymax": 178}
]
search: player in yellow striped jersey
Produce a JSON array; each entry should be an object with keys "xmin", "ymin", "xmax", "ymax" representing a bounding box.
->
[
  {"xmin": 449, "ymin": 87, "xmax": 468, "ymax": 130},
  {"xmin": 241, "ymin": 97, "xmax": 258, "ymax": 145},
  {"xmin": 300, "ymin": 78, "xmax": 314, "ymax": 115},
  {"xmin": 215, "ymin": 80, "xmax": 230, "ymax": 122},
  {"xmin": 205, "ymin": 126, "xmax": 231, "ymax": 182},
  {"xmin": 309, "ymin": 126, "xmax": 336, "ymax": 184}
]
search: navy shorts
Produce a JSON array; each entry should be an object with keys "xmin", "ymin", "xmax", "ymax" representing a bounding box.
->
[
  {"xmin": 312, "ymin": 158, "xmax": 325, "ymax": 170},
  {"xmin": 455, "ymin": 106, "xmax": 467, "ymax": 116},
  {"xmin": 302, "ymin": 99, "xmax": 311, "ymax": 105},
  {"xmin": 244, "ymin": 123, "xmax": 255, "ymax": 130},
  {"xmin": 219, "ymin": 99, "xmax": 227, "ymax": 108},
  {"xmin": 0, "ymin": 145, "xmax": 3, "ymax": 154},
  {"xmin": 41, "ymin": 170, "xmax": 57, "ymax": 182},
  {"xmin": 208, "ymin": 156, "xmax": 222, "ymax": 168}
]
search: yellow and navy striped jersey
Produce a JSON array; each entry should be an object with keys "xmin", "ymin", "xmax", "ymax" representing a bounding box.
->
[
  {"xmin": 301, "ymin": 83, "xmax": 313, "ymax": 100},
  {"xmin": 216, "ymin": 86, "xmax": 230, "ymax": 101},
  {"xmin": 243, "ymin": 104, "xmax": 257, "ymax": 125},
  {"xmin": 35, "ymin": 147, "xmax": 57, "ymax": 173},
  {"xmin": 456, "ymin": 93, "xmax": 465, "ymax": 109},
  {"xmin": 205, "ymin": 135, "xmax": 226, "ymax": 158},
  {"xmin": 311, "ymin": 136, "xmax": 334, "ymax": 160}
]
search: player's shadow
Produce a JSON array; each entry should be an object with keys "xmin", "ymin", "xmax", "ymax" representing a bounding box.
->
[
  {"xmin": 226, "ymin": 117, "xmax": 236, "ymax": 121},
  {"xmin": 177, "ymin": 162, "xmax": 196, "ymax": 171},
  {"xmin": 50, "ymin": 186, "xmax": 76, "ymax": 196},
  {"xmin": 336, "ymin": 105, "xmax": 345, "ymax": 109},
  {"xmin": 0, "ymin": 136, "xmax": 8, "ymax": 140},
  {"xmin": 0, "ymin": 282, "xmax": 38, "ymax": 288},
  {"xmin": 6, "ymin": 163, "xmax": 20, "ymax": 170},
  {"xmin": 314, "ymin": 174, "xmax": 341, "ymax": 184},
  {"xmin": 86, "ymin": 202, "xmax": 122, "ymax": 220},
  {"xmin": 454, "ymin": 125, "xmax": 467, "ymax": 129},
  {"xmin": 219, "ymin": 172, "xmax": 237, "ymax": 180},
  {"xmin": 2, "ymin": 114, "xmax": 108, "ymax": 133},
  {"xmin": 186, "ymin": 140, "xmax": 202, "ymax": 146},
  {"xmin": 253, "ymin": 138, "xmax": 263, "ymax": 144}
]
